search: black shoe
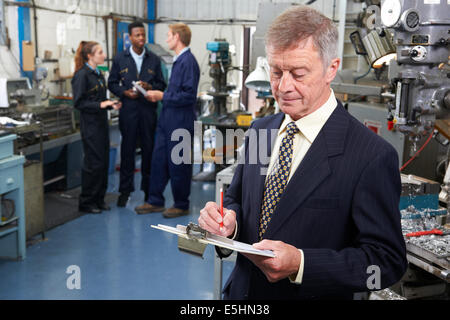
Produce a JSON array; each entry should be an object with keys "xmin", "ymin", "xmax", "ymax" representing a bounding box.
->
[
  {"xmin": 79, "ymin": 206, "xmax": 102, "ymax": 214},
  {"xmin": 117, "ymin": 193, "xmax": 130, "ymax": 207},
  {"xmin": 97, "ymin": 203, "xmax": 111, "ymax": 211}
]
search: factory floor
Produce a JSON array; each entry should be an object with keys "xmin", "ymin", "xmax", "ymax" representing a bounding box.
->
[{"xmin": 0, "ymin": 164, "xmax": 234, "ymax": 300}]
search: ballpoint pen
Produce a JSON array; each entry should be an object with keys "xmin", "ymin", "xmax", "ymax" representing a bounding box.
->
[{"xmin": 220, "ymin": 188, "xmax": 224, "ymax": 229}]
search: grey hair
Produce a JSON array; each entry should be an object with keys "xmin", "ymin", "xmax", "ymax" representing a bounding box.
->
[{"xmin": 265, "ymin": 5, "xmax": 338, "ymax": 69}]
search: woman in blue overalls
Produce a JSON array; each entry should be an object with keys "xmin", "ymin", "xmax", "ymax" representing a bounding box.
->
[{"xmin": 72, "ymin": 41, "xmax": 121, "ymax": 213}]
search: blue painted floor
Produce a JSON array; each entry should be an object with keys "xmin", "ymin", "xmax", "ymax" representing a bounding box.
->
[{"xmin": 0, "ymin": 165, "xmax": 235, "ymax": 300}]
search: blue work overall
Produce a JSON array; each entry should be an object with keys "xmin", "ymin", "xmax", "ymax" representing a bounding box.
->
[
  {"xmin": 147, "ymin": 49, "xmax": 200, "ymax": 210},
  {"xmin": 108, "ymin": 48, "xmax": 166, "ymax": 196}
]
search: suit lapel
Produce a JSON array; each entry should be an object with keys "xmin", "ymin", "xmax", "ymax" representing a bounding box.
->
[{"xmin": 262, "ymin": 103, "xmax": 349, "ymax": 239}]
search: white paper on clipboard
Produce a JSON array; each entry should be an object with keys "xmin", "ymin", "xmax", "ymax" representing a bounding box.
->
[{"xmin": 151, "ymin": 224, "xmax": 276, "ymax": 258}]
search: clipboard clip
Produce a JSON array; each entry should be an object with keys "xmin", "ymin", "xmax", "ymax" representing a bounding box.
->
[
  {"xmin": 178, "ymin": 223, "xmax": 208, "ymax": 258},
  {"xmin": 186, "ymin": 222, "xmax": 208, "ymax": 240}
]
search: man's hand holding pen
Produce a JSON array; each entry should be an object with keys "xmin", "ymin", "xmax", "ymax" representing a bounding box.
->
[
  {"xmin": 198, "ymin": 201, "xmax": 236, "ymax": 238},
  {"xmin": 198, "ymin": 200, "xmax": 301, "ymax": 284}
]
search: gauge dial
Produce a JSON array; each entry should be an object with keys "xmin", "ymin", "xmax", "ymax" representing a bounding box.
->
[
  {"xmin": 402, "ymin": 9, "xmax": 420, "ymax": 31},
  {"xmin": 381, "ymin": 0, "xmax": 402, "ymax": 27},
  {"xmin": 406, "ymin": 11, "xmax": 419, "ymax": 29}
]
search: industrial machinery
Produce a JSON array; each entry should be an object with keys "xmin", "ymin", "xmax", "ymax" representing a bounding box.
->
[
  {"xmin": 200, "ymin": 39, "xmax": 250, "ymax": 123},
  {"xmin": 380, "ymin": 0, "xmax": 449, "ymax": 138},
  {"xmin": 344, "ymin": 0, "xmax": 450, "ymax": 188},
  {"xmin": 0, "ymin": 73, "xmax": 82, "ymax": 197},
  {"xmin": 201, "ymin": 40, "xmax": 233, "ymax": 122},
  {"xmin": 4, "ymin": 77, "xmax": 43, "ymax": 108},
  {"xmin": 343, "ymin": 0, "xmax": 450, "ymax": 180},
  {"xmin": 339, "ymin": 0, "xmax": 450, "ymax": 299},
  {"xmin": 380, "ymin": 0, "xmax": 450, "ymax": 211},
  {"xmin": 384, "ymin": 0, "xmax": 450, "ymax": 298},
  {"xmin": 194, "ymin": 39, "xmax": 251, "ymax": 181},
  {"xmin": 0, "ymin": 77, "xmax": 75, "ymax": 149}
]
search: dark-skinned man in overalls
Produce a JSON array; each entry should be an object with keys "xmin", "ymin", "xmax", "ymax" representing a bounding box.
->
[{"xmin": 108, "ymin": 22, "xmax": 166, "ymax": 207}]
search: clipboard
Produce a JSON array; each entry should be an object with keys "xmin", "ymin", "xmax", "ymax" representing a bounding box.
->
[{"xmin": 151, "ymin": 223, "xmax": 275, "ymax": 258}]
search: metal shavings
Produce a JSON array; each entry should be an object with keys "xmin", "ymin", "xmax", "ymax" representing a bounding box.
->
[
  {"xmin": 401, "ymin": 206, "xmax": 450, "ymax": 257},
  {"xmin": 370, "ymin": 288, "xmax": 407, "ymax": 300}
]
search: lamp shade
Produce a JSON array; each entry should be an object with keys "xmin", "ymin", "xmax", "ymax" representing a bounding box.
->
[
  {"xmin": 362, "ymin": 30, "xmax": 397, "ymax": 69},
  {"xmin": 245, "ymin": 57, "xmax": 271, "ymax": 92}
]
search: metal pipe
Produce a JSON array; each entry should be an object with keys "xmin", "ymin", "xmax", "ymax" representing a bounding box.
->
[
  {"xmin": 337, "ymin": 0, "xmax": 347, "ymax": 71},
  {"xmin": 6, "ymin": 1, "xmax": 257, "ymax": 25},
  {"xmin": 4, "ymin": 1, "xmax": 158, "ymax": 22},
  {"xmin": 103, "ymin": 17, "xmax": 110, "ymax": 69},
  {"xmin": 31, "ymin": 0, "xmax": 38, "ymax": 58}
]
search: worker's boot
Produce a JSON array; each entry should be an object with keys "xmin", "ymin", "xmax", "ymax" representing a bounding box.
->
[
  {"xmin": 79, "ymin": 205, "xmax": 102, "ymax": 214},
  {"xmin": 97, "ymin": 202, "xmax": 111, "ymax": 211},
  {"xmin": 162, "ymin": 207, "xmax": 189, "ymax": 218},
  {"xmin": 117, "ymin": 192, "xmax": 130, "ymax": 208},
  {"xmin": 135, "ymin": 203, "xmax": 165, "ymax": 214}
]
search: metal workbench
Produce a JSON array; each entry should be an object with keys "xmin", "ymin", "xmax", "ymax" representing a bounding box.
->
[{"xmin": 405, "ymin": 239, "xmax": 450, "ymax": 282}]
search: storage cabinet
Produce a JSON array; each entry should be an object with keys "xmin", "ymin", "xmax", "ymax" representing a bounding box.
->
[{"xmin": 0, "ymin": 134, "xmax": 26, "ymax": 260}]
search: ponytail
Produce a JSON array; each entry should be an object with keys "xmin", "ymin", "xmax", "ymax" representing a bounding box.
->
[{"xmin": 74, "ymin": 41, "xmax": 99, "ymax": 73}]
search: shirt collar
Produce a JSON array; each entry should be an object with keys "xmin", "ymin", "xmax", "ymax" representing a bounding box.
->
[
  {"xmin": 130, "ymin": 46, "xmax": 145, "ymax": 58},
  {"xmin": 173, "ymin": 47, "xmax": 189, "ymax": 63},
  {"xmin": 85, "ymin": 63, "xmax": 100, "ymax": 75},
  {"xmin": 278, "ymin": 89, "xmax": 337, "ymax": 144}
]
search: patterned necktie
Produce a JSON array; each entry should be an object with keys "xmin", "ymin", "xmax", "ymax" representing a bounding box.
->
[{"xmin": 259, "ymin": 121, "xmax": 299, "ymax": 240}]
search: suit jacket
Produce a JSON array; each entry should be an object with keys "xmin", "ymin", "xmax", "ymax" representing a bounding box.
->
[{"xmin": 221, "ymin": 101, "xmax": 407, "ymax": 300}]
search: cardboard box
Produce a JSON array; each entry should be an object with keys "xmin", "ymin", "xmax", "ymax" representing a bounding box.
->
[{"xmin": 22, "ymin": 41, "xmax": 35, "ymax": 71}]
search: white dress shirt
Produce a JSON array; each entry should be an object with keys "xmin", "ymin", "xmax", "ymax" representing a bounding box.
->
[{"xmin": 266, "ymin": 89, "xmax": 337, "ymax": 284}]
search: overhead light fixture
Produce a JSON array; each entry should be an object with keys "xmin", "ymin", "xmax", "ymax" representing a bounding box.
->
[{"xmin": 245, "ymin": 57, "xmax": 271, "ymax": 93}]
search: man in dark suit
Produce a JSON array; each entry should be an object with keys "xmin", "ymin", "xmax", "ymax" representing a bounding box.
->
[{"xmin": 198, "ymin": 6, "xmax": 407, "ymax": 300}]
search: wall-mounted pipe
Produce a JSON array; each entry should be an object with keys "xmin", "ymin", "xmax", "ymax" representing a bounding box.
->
[
  {"xmin": 147, "ymin": 0, "xmax": 156, "ymax": 44},
  {"xmin": 31, "ymin": 0, "xmax": 38, "ymax": 58}
]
